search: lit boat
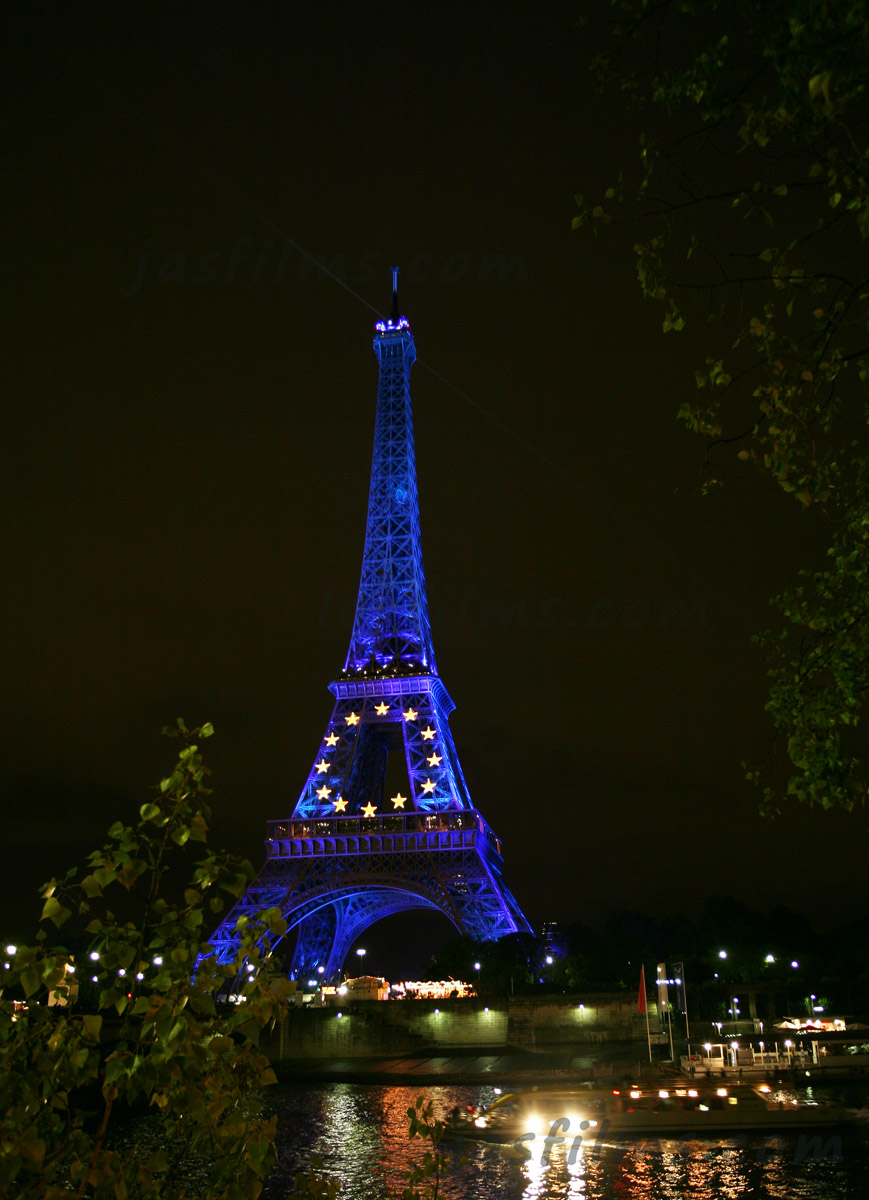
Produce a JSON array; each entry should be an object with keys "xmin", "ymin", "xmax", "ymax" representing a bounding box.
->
[{"xmin": 447, "ymin": 1084, "xmax": 855, "ymax": 1146}]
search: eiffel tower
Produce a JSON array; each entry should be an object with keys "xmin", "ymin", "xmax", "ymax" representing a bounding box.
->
[{"xmin": 210, "ymin": 271, "xmax": 530, "ymax": 981}]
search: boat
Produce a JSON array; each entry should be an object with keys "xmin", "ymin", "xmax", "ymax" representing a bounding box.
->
[{"xmin": 446, "ymin": 1082, "xmax": 856, "ymax": 1149}]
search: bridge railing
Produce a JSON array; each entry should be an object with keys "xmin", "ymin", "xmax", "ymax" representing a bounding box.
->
[{"xmin": 265, "ymin": 809, "xmax": 502, "ymax": 858}]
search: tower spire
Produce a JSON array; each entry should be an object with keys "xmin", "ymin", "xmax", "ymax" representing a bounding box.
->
[{"xmin": 345, "ymin": 271, "xmax": 433, "ymax": 675}]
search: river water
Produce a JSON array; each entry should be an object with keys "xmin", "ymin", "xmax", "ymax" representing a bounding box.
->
[{"xmin": 259, "ymin": 1081, "xmax": 869, "ymax": 1200}]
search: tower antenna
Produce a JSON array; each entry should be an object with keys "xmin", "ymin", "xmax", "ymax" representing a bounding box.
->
[{"xmin": 390, "ymin": 265, "xmax": 400, "ymax": 322}]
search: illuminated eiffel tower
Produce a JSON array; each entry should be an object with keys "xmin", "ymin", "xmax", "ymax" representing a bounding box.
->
[{"xmin": 210, "ymin": 271, "xmax": 530, "ymax": 980}]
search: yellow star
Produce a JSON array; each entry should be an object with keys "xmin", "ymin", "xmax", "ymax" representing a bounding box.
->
[
  {"xmin": 315, "ymin": 758, "xmax": 330, "ymax": 774},
  {"xmin": 325, "ymin": 732, "xmax": 339, "ymax": 747},
  {"xmin": 420, "ymin": 778, "xmax": 436, "ymax": 795},
  {"xmin": 345, "ymin": 712, "xmax": 360, "ymax": 726},
  {"xmin": 361, "ymin": 801, "xmax": 377, "ymax": 818},
  {"xmin": 421, "ymin": 727, "xmax": 436, "ymax": 741},
  {"xmin": 332, "ymin": 796, "xmax": 347, "ymax": 812},
  {"xmin": 375, "ymin": 701, "xmax": 390, "ymax": 715},
  {"xmin": 316, "ymin": 785, "xmax": 332, "ymax": 800},
  {"xmin": 391, "ymin": 793, "xmax": 407, "ymax": 809},
  {"xmin": 402, "ymin": 707, "xmax": 418, "ymax": 722},
  {"xmin": 427, "ymin": 752, "xmax": 442, "ymax": 767}
]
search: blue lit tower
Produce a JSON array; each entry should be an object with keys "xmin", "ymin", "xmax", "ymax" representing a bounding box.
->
[{"xmin": 209, "ymin": 270, "xmax": 530, "ymax": 979}]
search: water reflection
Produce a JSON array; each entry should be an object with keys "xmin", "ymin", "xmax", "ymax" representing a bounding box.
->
[{"xmin": 261, "ymin": 1083, "xmax": 867, "ymax": 1200}]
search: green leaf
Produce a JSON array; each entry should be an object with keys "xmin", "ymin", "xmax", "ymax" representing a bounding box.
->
[
  {"xmin": 82, "ymin": 1014, "xmax": 103, "ymax": 1042},
  {"xmin": 41, "ymin": 895, "xmax": 71, "ymax": 928},
  {"xmin": 20, "ymin": 966, "xmax": 40, "ymax": 997}
]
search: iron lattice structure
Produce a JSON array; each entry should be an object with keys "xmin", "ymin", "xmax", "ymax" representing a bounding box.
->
[{"xmin": 210, "ymin": 279, "xmax": 530, "ymax": 979}]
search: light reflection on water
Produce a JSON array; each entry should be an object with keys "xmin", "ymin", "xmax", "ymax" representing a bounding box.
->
[{"xmin": 261, "ymin": 1083, "xmax": 869, "ymax": 1200}]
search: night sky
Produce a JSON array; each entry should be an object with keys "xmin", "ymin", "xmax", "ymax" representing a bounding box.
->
[{"xmin": 4, "ymin": 6, "xmax": 867, "ymax": 964}]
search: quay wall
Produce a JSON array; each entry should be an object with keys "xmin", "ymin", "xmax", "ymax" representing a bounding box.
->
[{"xmin": 262, "ymin": 993, "xmax": 660, "ymax": 1061}]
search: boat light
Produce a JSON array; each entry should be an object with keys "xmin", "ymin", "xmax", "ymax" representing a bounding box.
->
[
  {"xmin": 759, "ymin": 1084, "xmax": 771, "ymax": 1093},
  {"xmin": 716, "ymin": 1088, "xmax": 727, "ymax": 1097},
  {"xmin": 658, "ymin": 1091, "xmax": 669, "ymax": 1099},
  {"xmin": 630, "ymin": 1090, "xmax": 640, "ymax": 1100},
  {"xmin": 688, "ymin": 1089, "xmax": 698, "ymax": 1098}
]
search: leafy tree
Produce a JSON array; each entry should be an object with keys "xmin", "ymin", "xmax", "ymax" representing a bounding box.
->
[
  {"xmin": 0, "ymin": 721, "xmax": 293, "ymax": 1200},
  {"xmin": 575, "ymin": 0, "xmax": 869, "ymax": 811}
]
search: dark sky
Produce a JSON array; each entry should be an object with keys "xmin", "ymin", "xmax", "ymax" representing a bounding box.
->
[{"xmin": 4, "ymin": 5, "xmax": 866, "ymax": 958}]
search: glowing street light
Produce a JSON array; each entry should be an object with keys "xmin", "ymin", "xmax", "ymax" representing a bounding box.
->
[
  {"xmin": 545, "ymin": 955, "xmax": 553, "ymax": 965},
  {"xmin": 718, "ymin": 950, "xmax": 728, "ymax": 960},
  {"xmin": 5, "ymin": 945, "xmax": 17, "ymax": 957},
  {"xmin": 356, "ymin": 947, "xmax": 366, "ymax": 958}
]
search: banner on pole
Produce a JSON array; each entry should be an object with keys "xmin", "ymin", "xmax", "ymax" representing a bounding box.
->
[{"xmin": 656, "ymin": 962, "xmax": 669, "ymax": 1016}]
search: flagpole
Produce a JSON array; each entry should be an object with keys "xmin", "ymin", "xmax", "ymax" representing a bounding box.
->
[{"xmin": 639, "ymin": 964, "xmax": 652, "ymax": 1063}]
